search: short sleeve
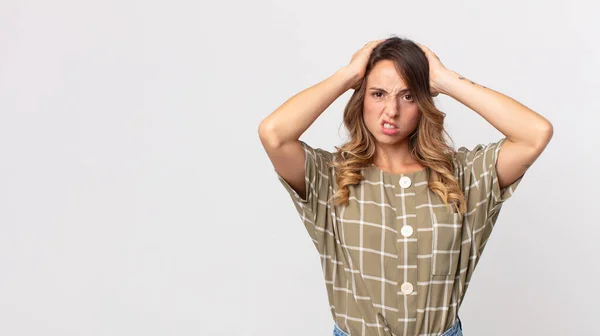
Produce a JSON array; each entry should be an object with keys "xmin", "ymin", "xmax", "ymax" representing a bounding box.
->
[
  {"xmin": 273, "ymin": 140, "xmax": 335, "ymax": 250},
  {"xmin": 454, "ymin": 137, "xmax": 524, "ymax": 217},
  {"xmin": 453, "ymin": 137, "xmax": 526, "ymax": 255}
]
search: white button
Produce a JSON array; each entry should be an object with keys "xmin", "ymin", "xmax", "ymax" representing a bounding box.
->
[
  {"xmin": 401, "ymin": 282, "xmax": 413, "ymax": 295},
  {"xmin": 401, "ymin": 225, "xmax": 413, "ymax": 237},
  {"xmin": 399, "ymin": 176, "xmax": 412, "ymax": 188}
]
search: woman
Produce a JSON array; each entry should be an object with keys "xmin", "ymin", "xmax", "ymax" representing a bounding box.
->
[{"xmin": 258, "ymin": 36, "xmax": 552, "ymax": 336}]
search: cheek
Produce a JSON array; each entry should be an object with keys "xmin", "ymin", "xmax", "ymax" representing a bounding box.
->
[
  {"xmin": 363, "ymin": 99, "xmax": 381, "ymax": 116},
  {"xmin": 363, "ymin": 108, "xmax": 379, "ymax": 128},
  {"xmin": 400, "ymin": 104, "xmax": 420, "ymax": 118}
]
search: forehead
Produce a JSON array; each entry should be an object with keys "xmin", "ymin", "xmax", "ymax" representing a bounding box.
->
[{"xmin": 366, "ymin": 60, "xmax": 407, "ymax": 91}]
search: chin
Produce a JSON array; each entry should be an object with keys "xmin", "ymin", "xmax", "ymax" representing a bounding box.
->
[{"xmin": 374, "ymin": 134, "xmax": 406, "ymax": 145}]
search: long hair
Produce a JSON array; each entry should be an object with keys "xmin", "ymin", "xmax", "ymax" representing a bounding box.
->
[{"xmin": 329, "ymin": 36, "xmax": 467, "ymax": 215}]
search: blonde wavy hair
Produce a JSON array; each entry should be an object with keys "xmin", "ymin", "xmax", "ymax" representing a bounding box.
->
[{"xmin": 329, "ymin": 36, "xmax": 467, "ymax": 215}]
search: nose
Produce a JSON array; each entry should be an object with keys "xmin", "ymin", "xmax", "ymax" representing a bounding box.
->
[{"xmin": 383, "ymin": 97, "xmax": 399, "ymax": 118}]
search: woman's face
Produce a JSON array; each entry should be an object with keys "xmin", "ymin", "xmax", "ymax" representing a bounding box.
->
[{"xmin": 363, "ymin": 60, "xmax": 420, "ymax": 146}]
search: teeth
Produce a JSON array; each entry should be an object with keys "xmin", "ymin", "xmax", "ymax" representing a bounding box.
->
[{"xmin": 383, "ymin": 123, "xmax": 396, "ymax": 129}]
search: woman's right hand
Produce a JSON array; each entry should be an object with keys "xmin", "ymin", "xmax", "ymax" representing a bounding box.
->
[{"xmin": 346, "ymin": 39, "xmax": 386, "ymax": 90}]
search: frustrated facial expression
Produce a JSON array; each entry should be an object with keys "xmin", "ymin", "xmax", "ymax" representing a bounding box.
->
[{"xmin": 363, "ymin": 60, "xmax": 420, "ymax": 146}]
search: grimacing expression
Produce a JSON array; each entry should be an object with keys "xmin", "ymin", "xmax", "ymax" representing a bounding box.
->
[{"xmin": 363, "ymin": 60, "xmax": 420, "ymax": 145}]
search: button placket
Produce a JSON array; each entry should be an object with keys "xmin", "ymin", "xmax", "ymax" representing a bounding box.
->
[
  {"xmin": 399, "ymin": 175, "xmax": 414, "ymax": 239},
  {"xmin": 397, "ymin": 173, "xmax": 417, "ymax": 335}
]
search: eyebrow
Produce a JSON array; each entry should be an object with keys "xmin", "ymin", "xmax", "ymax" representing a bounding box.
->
[{"xmin": 368, "ymin": 87, "xmax": 410, "ymax": 94}]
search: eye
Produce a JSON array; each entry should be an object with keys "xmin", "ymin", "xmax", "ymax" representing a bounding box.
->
[
  {"xmin": 372, "ymin": 91, "xmax": 383, "ymax": 98},
  {"xmin": 404, "ymin": 94, "xmax": 413, "ymax": 101}
]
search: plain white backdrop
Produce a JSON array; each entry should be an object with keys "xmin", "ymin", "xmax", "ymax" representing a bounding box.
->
[{"xmin": 0, "ymin": 0, "xmax": 598, "ymax": 335}]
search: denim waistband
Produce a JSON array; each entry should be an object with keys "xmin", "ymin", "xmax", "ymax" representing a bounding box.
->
[
  {"xmin": 333, "ymin": 315, "xmax": 463, "ymax": 336},
  {"xmin": 440, "ymin": 315, "xmax": 463, "ymax": 336},
  {"xmin": 333, "ymin": 322, "xmax": 349, "ymax": 336}
]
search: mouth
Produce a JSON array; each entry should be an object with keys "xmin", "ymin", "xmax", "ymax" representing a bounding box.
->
[
  {"xmin": 381, "ymin": 121, "xmax": 398, "ymax": 129},
  {"xmin": 381, "ymin": 122, "xmax": 399, "ymax": 135}
]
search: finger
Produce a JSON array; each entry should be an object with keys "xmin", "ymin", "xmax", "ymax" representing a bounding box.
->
[{"xmin": 369, "ymin": 39, "xmax": 385, "ymax": 46}]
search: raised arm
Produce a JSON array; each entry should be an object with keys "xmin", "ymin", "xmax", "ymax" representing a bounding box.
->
[
  {"xmin": 417, "ymin": 43, "xmax": 554, "ymax": 190},
  {"xmin": 257, "ymin": 66, "xmax": 356, "ymax": 200}
]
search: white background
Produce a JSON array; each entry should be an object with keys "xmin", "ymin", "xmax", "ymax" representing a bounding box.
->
[{"xmin": 1, "ymin": 0, "xmax": 598, "ymax": 335}]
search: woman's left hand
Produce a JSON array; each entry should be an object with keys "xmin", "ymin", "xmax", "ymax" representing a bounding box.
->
[{"xmin": 416, "ymin": 43, "xmax": 450, "ymax": 97}]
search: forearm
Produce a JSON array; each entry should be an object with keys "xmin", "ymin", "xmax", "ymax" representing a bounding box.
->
[
  {"xmin": 258, "ymin": 67, "xmax": 358, "ymax": 147},
  {"xmin": 436, "ymin": 69, "xmax": 553, "ymax": 147}
]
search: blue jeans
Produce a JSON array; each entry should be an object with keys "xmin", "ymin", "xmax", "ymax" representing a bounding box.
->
[{"xmin": 333, "ymin": 315, "xmax": 463, "ymax": 336}]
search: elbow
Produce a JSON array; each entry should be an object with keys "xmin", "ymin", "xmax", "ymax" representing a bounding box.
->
[
  {"xmin": 533, "ymin": 121, "xmax": 554, "ymax": 149},
  {"xmin": 258, "ymin": 120, "xmax": 282, "ymax": 148},
  {"xmin": 541, "ymin": 121, "xmax": 554, "ymax": 141}
]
